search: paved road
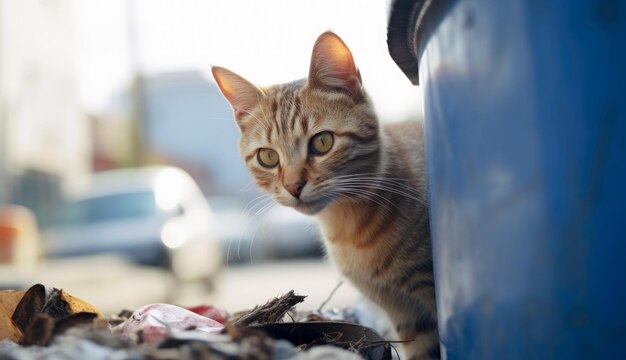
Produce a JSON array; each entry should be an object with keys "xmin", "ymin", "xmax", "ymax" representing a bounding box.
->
[
  {"xmin": 179, "ymin": 259, "xmax": 363, "ymax": 313},
  {"xmin": 1, "ymin": 256, "xmax": 172, "ymax": 314},
  {"xmin": 1, "ymin": 256, "xmax": 363, "ymax": 316}
]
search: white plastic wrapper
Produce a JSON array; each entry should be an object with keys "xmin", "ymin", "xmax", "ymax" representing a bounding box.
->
[{"xmin": 112, "ymin": 303, "xmax": 224, "ymax": 344}]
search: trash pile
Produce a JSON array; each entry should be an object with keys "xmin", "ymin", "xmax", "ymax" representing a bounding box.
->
[{"xmin": 0, "ymin": 284, "xmax": 393, "ymax": 359}]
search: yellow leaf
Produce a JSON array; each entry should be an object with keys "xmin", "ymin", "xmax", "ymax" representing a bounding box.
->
[
  {"xmin": 0, "ymin": 290, "xmax": 25, "ymax": 342},
  {"xmin": 60, "ymin": 290, "xmax": 103, "ymax": 318}
]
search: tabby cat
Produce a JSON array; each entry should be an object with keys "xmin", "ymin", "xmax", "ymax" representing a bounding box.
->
[{"xmin": 212, "ymin": 31, "xmax": 439, "ymax": 360}]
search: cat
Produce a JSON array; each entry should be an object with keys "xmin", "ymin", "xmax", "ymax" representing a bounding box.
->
[{"xmin": 212, "ymin": 31, "xmax": 439, "ymax": 360}]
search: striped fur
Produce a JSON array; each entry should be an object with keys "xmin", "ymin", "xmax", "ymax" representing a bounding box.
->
[{"xmin": 212, "ymin": 31, "xmax": 438, "ymax": 360}]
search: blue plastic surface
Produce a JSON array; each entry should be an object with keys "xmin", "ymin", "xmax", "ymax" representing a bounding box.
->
[{"xmin": 416, "ymin": 0, "xmax": 626, "ymax": 358}]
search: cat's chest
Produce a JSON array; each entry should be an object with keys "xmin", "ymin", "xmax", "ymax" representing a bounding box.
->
[
  {"xmin": 317, "ymin": 207, "xmax": 395, "ymax": 280},
  {"xmin": 321, "ymin": 232, "xmax": 388, "ymax": 284}
]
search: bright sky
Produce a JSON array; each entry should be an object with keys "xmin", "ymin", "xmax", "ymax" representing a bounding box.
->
[{"xmin": 74, "ymin": 0, "xmax": 422, "ymax": 121}]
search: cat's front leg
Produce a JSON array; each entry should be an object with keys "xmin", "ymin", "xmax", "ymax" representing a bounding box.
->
[{"xmin": 396, "ymin": 326, "xmax": 440, "ymax": 360}]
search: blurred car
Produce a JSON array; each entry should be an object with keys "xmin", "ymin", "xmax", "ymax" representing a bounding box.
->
[
  {"xmin": 42, "ymin": 166, "xmax": 221, "ymax": 283},
  {"xmin": 209, "ymin": 196, "xmax": 323, "ymax": 263}
]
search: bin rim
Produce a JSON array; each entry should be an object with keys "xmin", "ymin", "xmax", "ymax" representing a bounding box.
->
[{"xmin": 387, "ymin": 0, "xmax": 451, "ymax": 85}]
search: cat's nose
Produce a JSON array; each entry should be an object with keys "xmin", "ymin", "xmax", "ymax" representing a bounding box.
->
[{"xmin": 284, "ymin": 180, "xmax": 306, "ymax": 199}]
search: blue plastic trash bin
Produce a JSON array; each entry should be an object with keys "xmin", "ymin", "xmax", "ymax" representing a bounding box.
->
[{"xmin": 388, "ymin": 0, "xmax": 626, "ymax": 358}]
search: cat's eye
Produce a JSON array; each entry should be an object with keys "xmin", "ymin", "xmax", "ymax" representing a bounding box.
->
[
  {"xmin": 257, "ymin": 148, "xmax": 279, "ymax": 168},
  {"xmin": 310, "ymin": 131, "xmax": 334, "ymax": 155}
]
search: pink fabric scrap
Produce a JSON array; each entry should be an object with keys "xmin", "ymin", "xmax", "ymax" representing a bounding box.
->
[{"xmin": 185, "ymin": 304, "xmax": 228, "ymax": 324}]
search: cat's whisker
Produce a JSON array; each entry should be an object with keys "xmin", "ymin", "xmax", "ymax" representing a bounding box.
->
[
  {"xmin": 334, "ymin": 180, "xmax": 423, "ymax": 198},
  {"xmin": 320, "ymin": 189, "xmax": 393, "ymax": 218},
  {"xmin": 242, "ymin": 193, "xmax": 273, "ymax": 217},
  {"xmin": 249, "ymin": 125, "xmax": 269, "ymax": 140},
  {"xmin": 236, "ymin": 107, "xmax": 274, "ymax": 139},
  {"xmin": 333, "ymin": 179, "xmax": 426, "ymax": 204},
  {"xmin": 245, "ymin": 198, "xmax": 276, "ymax": 238},
  {"xmin": 225, "ymin": 237, "xmax": 234, "ymax": 268},
  {"xmin": 248, "ymin": 202, "xmax": 277, "ymax": 263},
  {"xmin": 240, "ymin": 197, "xmax": 274, "ymax": 239},
  {"xmin": 245, "ymin": 200, "xmax": 275, "ymax": 254},
  {"xmin": 237, "ymin": 107, "xmax": 268, "ymax": 126},
  {"xmin": 333, "ymin": 192, "xmax": 394, "ymax": 217},
  {"xmin": 329, "ymin": 187, "xmax": 397, "ymax": 215},
  {"xmin": 333, "ymin": 175, "xmax": 423, "ymax": 193},
  {"xmin": 332, "ymin": 172, "xmax": 417, "ymax": 182},
  {"xmin": 333, "ymin": 174, "xmax": 422, "ymax": 187},
  {"xmin": 226, "ymin": 194, "xmax": 274, "ymax": 264},
  {"xmin": 204, "ymin": 116, "xmax": 243, "ymax": 121},
  {"xmin": 346, "ymin": 192, "xmax": 395, "ymax": 213},
  {"xmin": 338, "ymin": 181, "xmax": 424, "ymax": 200},
  {"xmin": 237, "ymin": 180, "xmax": 256, "ymax": 194},
  {"xmin": 316, "ymin": 183, "xmax": 396, "ymax": 212},
  {"xmin": 345, "ymin": 184, "xmax": 427, "ymax": 205},
  {"xmin": 333, "ymin": 171, "xmax": 403, "ymax": 179},
  {"xmin": 341, "ymin": 184, "xmax": 400, "ymax": 203}
]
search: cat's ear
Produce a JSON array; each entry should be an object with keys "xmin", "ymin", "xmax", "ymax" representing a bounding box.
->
[
  {"xmin": 212, "ymin": 66, "xmax": 264, "ymax": 124},
  {"xmin": 308, "ymin": 31, "xmax": 362, "ymax": 97}
]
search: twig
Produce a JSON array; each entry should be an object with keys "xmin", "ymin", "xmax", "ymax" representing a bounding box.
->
[
  {"xmin": 234, "ymin": 290, "xmax": 306, "ymax": 327},
  {"xmin": 317, "ymin": 280, "xmax": 344, "ymax": 313}
]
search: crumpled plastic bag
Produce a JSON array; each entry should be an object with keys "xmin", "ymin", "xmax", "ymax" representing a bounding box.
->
[{"xmin": 112, "ymin": 303, "xmax": 224, "ymax": 344}]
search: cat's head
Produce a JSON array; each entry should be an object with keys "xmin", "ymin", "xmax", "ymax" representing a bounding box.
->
[{"xmin": 212, "ymin": 31, "xmax": 380, "ymax": 215}]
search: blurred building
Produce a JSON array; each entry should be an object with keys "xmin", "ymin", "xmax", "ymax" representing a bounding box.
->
[
  {"xmin": 0, "ymin": 0, "xmax": 91, "ymax": 226},
  {"xmin": 143, "ymin": 71, "xmax": 253, "ymax": 197}
]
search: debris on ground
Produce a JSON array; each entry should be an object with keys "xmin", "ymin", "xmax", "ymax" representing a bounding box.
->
[{"xmin": 0, "ymin": 284, "xmax": 392, "ymax": 359}]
